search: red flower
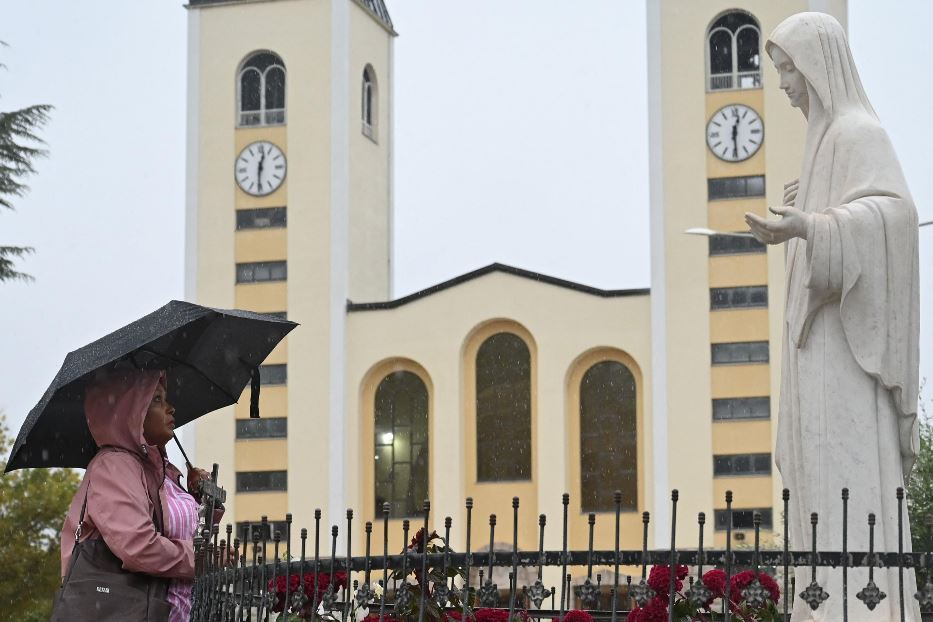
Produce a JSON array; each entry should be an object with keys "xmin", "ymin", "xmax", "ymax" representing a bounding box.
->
[
  {"xmin": 646, "ymin": 564, "xmax": 688, "ymax": 597},
  {"xmin": 700, "ymin": 568, "xmax": 726, "ymax": 606},
  {"xmin": 555, "ymin": 611, "xmax": 594, "ymax": 622},
  {"xmin": 626, "ymin": 598, "xmax": 668, "ymax": 622},
  {"xmin": 729, "ymin": 570, "xmax": 780, "ymax": 604},
  {"xmin": 472, "ymin": 608, "xmax": 530, "ymax": 622},
  {"xmin": 408, "ymin": 527, "xmax": 440, "ymax": 552},
  {"xmin": 266, "ymin": 571, "xmax": 350, "ymax": 613}
]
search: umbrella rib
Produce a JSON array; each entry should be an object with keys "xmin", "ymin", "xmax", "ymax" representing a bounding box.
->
[{"xmin": 136, "ymin": 348, "xmax": 238, "ymax": 403}]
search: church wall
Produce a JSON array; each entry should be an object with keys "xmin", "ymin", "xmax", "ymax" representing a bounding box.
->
[
  {"xmin": 188, "ymin": 0, "xmax": 341, "ymax": 533},
  {"xmin": 348, "ymin": 2, "xmax": 393, "ymax": 302},
  {"xmin": 345, "ymin": 271, "xmax": 652, "ymax": 580}
]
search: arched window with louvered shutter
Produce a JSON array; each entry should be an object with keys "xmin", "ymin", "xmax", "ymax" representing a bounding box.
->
[
  {"xmin": 707, "ymin": 11, "xmax": 761, "ymax": 91},
  {"xmin": 238, "ymin": 51, "xmax": 287, "ymax": 126}
]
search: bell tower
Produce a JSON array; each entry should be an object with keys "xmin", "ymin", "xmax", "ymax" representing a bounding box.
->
[
  {"xmin": 184, "ymin": 0, "xmax": 396, "ymax": 536},
  {"xmin": 646, "ymin": 0, "xmax": 847, "ymax": 547}
]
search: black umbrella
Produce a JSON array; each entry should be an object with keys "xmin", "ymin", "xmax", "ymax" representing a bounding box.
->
[{"xmin": 5, "ymin": 300, "xmax": 297, "ymax": 472}]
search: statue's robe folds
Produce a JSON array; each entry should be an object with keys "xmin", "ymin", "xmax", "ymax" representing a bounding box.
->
[{"xmin": 769, "ymin": 13, "xmax": 921, "ymax": 622}]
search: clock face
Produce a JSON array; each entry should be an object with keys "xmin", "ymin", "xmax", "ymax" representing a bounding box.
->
[
  {"xmin": 235, "ymin": 141, "xmax": 287, "ymax": 196},
  {"xmin": 706, "ymin": 104, "xmax": 763, "ymax": 162}
]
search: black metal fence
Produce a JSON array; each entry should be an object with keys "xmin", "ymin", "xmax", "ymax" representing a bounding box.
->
[{"xmin": 190, "ymin": 481, "xmax": 933, "ymax": 622}]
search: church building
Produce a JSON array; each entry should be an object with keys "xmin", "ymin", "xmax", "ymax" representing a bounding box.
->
[{"xmin": 185, "ymin": 0, "xmax": 847, "ymax": 569}]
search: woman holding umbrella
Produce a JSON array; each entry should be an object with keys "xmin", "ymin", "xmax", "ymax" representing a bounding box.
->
[{"xmin": 55, "ymin": 369, "xmax": 220, "ymax": 622}]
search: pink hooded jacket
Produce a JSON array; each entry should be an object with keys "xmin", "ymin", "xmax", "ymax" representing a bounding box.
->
[{"xmin": 60, "ymin": 370, "xmax": 197, "ymax": 580}]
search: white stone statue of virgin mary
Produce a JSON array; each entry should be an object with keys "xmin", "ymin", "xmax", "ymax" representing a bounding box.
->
[{"xmin": 745, "ymin": 12, "xmax": 921, "ymax": 621}]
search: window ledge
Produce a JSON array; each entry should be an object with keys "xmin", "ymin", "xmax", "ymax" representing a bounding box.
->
[{"xmin": 362, "ymin": 122, "xmax": 378, "ymax": 143}]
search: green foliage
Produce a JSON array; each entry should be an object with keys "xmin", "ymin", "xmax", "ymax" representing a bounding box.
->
[
  {"xmin": 908, "ymin": 382, "xmax": 933, "ymax": 552},
  {"xmin": 0, "ymin": 414, "xmax": 81, "ymax": 621},
  {"xmin": 0, "ymin": 42, "xmax": 51, "ymax": 283}
]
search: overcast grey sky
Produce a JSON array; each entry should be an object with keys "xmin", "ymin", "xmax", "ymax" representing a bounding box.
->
[{"xmin": 2, "ymin": 1, "xmax": 932, "ymax": 458}]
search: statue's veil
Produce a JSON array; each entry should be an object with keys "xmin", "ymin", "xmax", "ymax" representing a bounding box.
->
[{"xmin": 766, "ymin": 13, "xmax": 878, "ymax": 216}]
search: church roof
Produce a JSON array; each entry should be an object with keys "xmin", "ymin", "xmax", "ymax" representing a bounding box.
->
[
  {"xmin": 187, "ymin": 0, "xmax": 395, "ymax": 34},
  {"xmin": 352, "ymin": 0, "xmax": 395, "ymax": 33},
  {"xmin": 347, "ymin": 263, "xmax": 649, "ymax": 311}
]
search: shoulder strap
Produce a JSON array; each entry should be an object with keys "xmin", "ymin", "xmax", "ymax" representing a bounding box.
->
[{"xmin": 59, "ymin": 484, "xmax": 91, "ymax": 590}]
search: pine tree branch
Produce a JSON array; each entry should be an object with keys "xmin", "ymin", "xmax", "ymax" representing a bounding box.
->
[
  {"xmin": 0, "ymin": 246, "xmax": 35, "ymax": 282},
  {"xmin": 0, "ymin": 104, "xmax": 51, "ymax": 211}
]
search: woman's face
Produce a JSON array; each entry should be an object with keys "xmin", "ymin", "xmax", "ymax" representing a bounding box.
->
[
  {"xmin": 771, "ymin": 45, "xmax": 809, "ymax": 113},
  {"xmin": 143, "ymin": 383, "xmax": 176, "ymax": 446}
]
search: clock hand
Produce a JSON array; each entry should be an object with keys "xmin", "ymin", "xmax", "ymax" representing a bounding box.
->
[
  {"xmin": 257, "ymin": 154, "xmax": 265, "ymax": 186},
  {"xmin": 731, "ymin": 121, "xmax": 739, "ymax": 158}
]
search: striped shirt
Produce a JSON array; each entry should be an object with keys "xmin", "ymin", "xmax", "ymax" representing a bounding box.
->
[{"xmin": 164, "ymin": 476, "xmax": 199, "ymax": 622}]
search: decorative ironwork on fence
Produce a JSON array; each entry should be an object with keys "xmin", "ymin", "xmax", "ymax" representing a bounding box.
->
[{"xmin": 190, "ymin": 469, "xmax": 933, "ymax": 622}]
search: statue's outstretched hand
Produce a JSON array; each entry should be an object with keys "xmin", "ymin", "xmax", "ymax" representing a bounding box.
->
[
  {"xmin": 783, "ymin": 178, "xmax": 800, "ymax": 206},
  {"xmin": 745, "ymin": 205, "xmax": 811, "ymax": 245}
]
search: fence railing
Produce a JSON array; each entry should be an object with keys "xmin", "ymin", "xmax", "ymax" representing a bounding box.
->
[{"xmin": 190, "ymin": 476, "xmax": 933, "ymax": 622}]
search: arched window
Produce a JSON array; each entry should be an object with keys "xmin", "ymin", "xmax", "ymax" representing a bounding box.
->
[
  {"xmin": 361, "ymin": 65, "xmax": 377, "ymax": 139},
  {"xmin": 707, "ymin": 11, "xmax": 761, "ymax": 91},
  {"xmin": 580, "ymin": 361, "xmax": 637, "ymax": 511},
  {"xmin": 238, "ymin": 51, "xmax": 287, "ymax": 127},
  {"xmin": 374, "ymin": 371, "xmax": 429, "ymax": 517},
  {"xmin": 476, "ymin": 332, "xmax": 531, "ymax": 481}
]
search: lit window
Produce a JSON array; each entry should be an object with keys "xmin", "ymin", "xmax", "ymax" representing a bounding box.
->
[
  {"xmin": 235, "ymin": 261, "xmax": 287, "ymax": 284},
  {"xmin": 711, "ymin": 342, "xmax": 769, "ymax": 365},
  {"xmin": 712, "ymin": 397, "xmax": 770, "ymax": 421},
  {"xmin": 362, "ymin": 65, "xmax": 377, "ymax": 140},
  {"xmin": 236, "ymin": 207, "xmax": 287, "ymax": 230},
  {"xmin": 713, "ymin": 453, "xmax": 771, "ymax": 477},
  {"xmin": 580, "ymin": 361, "xmax": 637, "ymax": 512},
  {"xmin": 710, "ymin": 286, "xmax": 767, "ymax": 310},
  {"xmin": 238, "ymin": 51, "xmax": 287, "ymax": 127},
  {"xmin": 476, "ymin": 333, "xmax": 532, "ymax": 481},
  {"xmin": 374, "ymin": 371, "xmax": 429, "ymax": 517},
  {"xmin": 235, "ymin": 470, "xmax": 287, "ymax": 493},
  {"xmin": 707, "ymin": 12, "xmax": 761, "ymax": 91}
]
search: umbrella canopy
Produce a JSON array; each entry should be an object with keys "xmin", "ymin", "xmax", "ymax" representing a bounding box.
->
[{"xmin": 5, "ymin": 300, "xmax": 297, "ymax": 471}]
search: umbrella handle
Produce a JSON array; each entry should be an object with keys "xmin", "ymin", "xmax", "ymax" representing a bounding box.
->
[
  {"xmin": 250, "ymin": 367, "xmax": 261, "ymax": 418},
  {"xmin": 173, "ymin": 433, "xmax": 193, "ymax": 471}
]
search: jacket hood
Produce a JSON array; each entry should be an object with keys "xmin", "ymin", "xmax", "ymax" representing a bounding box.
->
[{"xmin": 84, "ymin": 369, "xmax": 164, "ymax": 456}]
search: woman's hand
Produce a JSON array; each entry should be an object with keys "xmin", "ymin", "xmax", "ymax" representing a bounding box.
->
[
  {"xmin": 187, "ymin": 467, "xmax": 211, "ymax": 497},
  {"xmin": 783, "ymin": 178, "xmax": 800, "ymax": 206},
  {"xmin": 745, "ymin": 205, "xmax": 811, "ymax": 245}
]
